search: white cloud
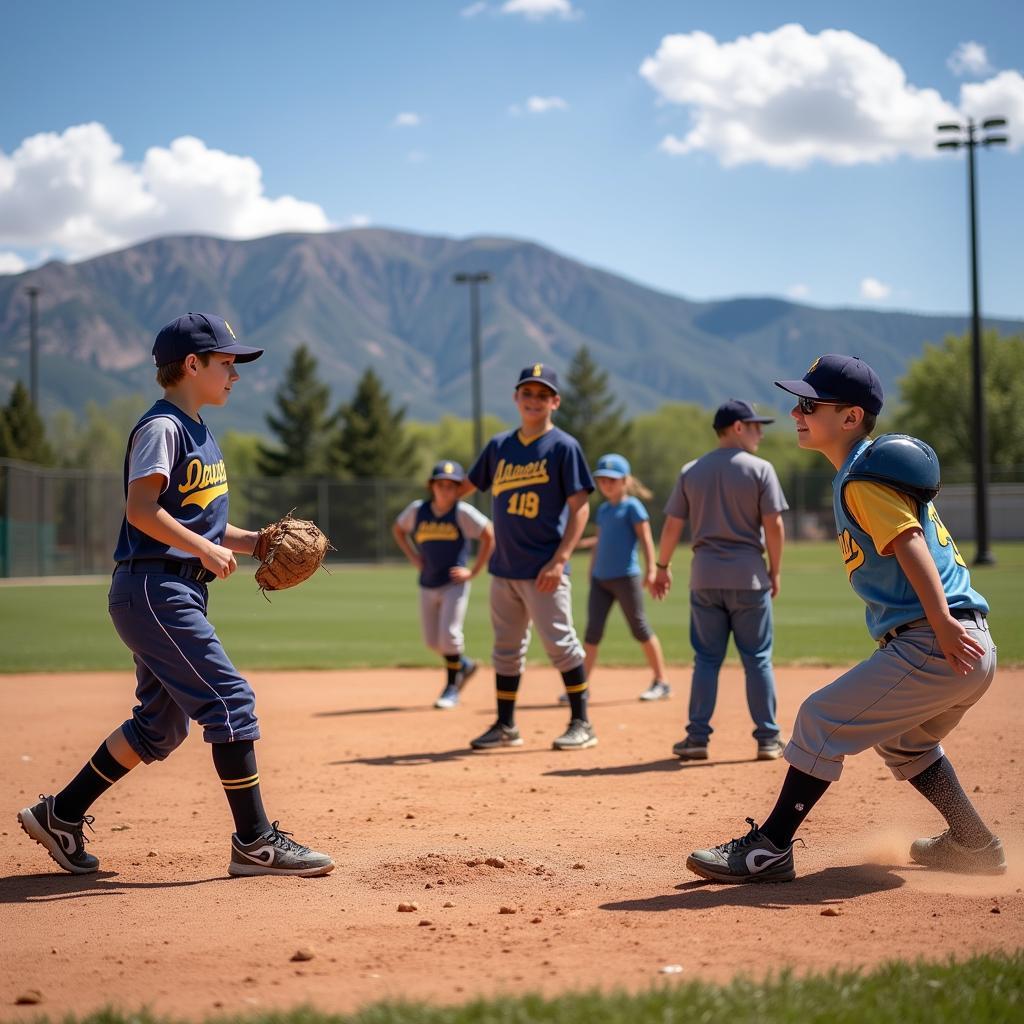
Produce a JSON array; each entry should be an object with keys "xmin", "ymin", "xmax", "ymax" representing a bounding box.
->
[
  {"xmin": 526, "ymin": 96, "xmax": 569, "ymax": 113},
  {"xmin": 948, "ymin": 42, "xmax": 993, "ymax": 78},
  {"xmin": 640, "ymin": 24, "xmax": 965, "ymax": 168},
  {"xmin": 786, "ymin": 283, "xmax": 809, "ymax": 299},
  {"xmin": 394, "ymin": 112, "xmax": 422, "ymax": 127},
  {"xmin": 860, "ymin": 277, "xmax": 891, "ymax": 300},
  {"xmin": 0, "ymin": 122, "xmax": 331, "ymax": 262},
  {"xmin": 501, "ymin": 0, "xmax": 579, "ymax": 21},
  {"xmin": 460, "ymin": 1, "xmax": 487, "ymax": 15},
  {"xmin": 961, "ymin": 71, "xmax": 1024, "ymax": 150},
  {"xmin": 346, "ymin": 214, "xmax": 372, "ymax": 228},
  {"xmin": 0, "ymin": 251, "xmax": 27, "ymax": 274}
]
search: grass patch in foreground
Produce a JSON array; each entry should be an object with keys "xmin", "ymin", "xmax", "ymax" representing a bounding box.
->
[
  {"xmin": 1, "ymin": 542, "xmax": 1022, "ymax": 671},
  {"xmin": 20, "ymin": 950, "xmax": 1024, "ymax": 1024}
]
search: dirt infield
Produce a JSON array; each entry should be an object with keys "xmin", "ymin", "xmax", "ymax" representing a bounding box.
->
[{"xmin": 3, "ymin": 665, "xmax": 1022, "ymax": 1018}]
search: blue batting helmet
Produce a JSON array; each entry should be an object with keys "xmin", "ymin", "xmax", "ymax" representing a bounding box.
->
[{"xmin": 845, "ymin": 434, "xmax": 941, "ymax": 506}]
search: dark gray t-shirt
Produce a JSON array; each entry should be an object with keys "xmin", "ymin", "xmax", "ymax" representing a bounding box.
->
[{"xmin": 664, "ymin": 447, "xmax": 788, "ymax": 591}]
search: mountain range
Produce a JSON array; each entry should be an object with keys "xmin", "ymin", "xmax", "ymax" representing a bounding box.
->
[{"xmin": 1, "ymin": 227, "xmax": 1020, "ymax": 435}]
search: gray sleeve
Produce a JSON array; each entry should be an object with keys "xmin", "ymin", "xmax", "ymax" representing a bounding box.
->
[
  {"xmin": 395, "ymin": 500, "xmax": 422, "ymax": 533},
  {"xmin": 456, "ymin": 501, "xmax": 490, "ymax": 539},
  {"xmin": 759, "ymin": 463, "xmax": 789, "ymax": 515},
  {"xmin": 663, "ymin": 466, "xmax": 690, "ymax": 519},
  {"xmin": 127, "ymin": 418, "xmax": 180, "ymax": 490}
]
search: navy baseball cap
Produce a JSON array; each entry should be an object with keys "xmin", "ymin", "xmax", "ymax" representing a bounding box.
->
[
  {"xmin": 429, "ymin": 459, "xmax": 465, "ymax": 482},
  {"xmin": 713, "ymin": 399, "xmax": 775, "ymax": 431},
  {"xmin": 152, "ymin": 313, "xmax": 264, "ymax": 368},
  {"xmin": 775, "ymin": 354, "xmax": 884, "ymax": 415},
  {"xmin": 594, "ymin": 453, "xmax": 631, "ymax": 478},
  {"xmin": 516, "ymin": 363, "xmax": 560, "ymax": 394}
]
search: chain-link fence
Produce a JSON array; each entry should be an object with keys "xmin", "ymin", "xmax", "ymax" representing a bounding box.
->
[{"xmin": 1, "ymin": 457, "xmax": 1022, "ymax": 578}]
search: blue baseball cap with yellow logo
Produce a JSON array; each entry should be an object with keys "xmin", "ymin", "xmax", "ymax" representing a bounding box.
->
[
  {"xmin": 516, "ymin": 363, "xmax": 560, "ymax": 394},
  {"xmin": 429, "ymin": 459, "xmax": 465, "ymax": 482},
  {"xmin": 594, "ymin": 453, "xmax": 630, "ymax": 479},
  {"xmin": 775, "ymin": 354, "xmax": 883, "ymax": 414},
  {"xmin": 153, "ymin": 312, "xmax": 264, "ymax": 367}
]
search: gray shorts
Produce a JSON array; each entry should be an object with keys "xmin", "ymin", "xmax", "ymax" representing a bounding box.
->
[
  {"xmin": 490, "ymin": 575, "xmax": 585, "ymax": 676},
  {"xmin": 419, "ymin": 581, "xmax": 470, "ymax": 655},
  {"xmin": 585, "ymin": 575, "xmax": 653, "ymax": 645},
  {"xmin": 785, "ymin": 612, "xmax": 996, "ymax": 782}
]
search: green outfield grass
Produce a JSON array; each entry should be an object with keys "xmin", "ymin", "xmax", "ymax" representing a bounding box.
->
[
  {"xmin": 1, "ymin": 543, "xmax": 1021, "ymax": 673},
  {"xmin": 19, "ymin": 951, "xmax": 1024, "ymax": 1024}
]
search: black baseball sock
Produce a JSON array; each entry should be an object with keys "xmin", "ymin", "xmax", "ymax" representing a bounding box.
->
[
  {"xmin": 760, "ymin": 766, "xmax": 831, "ymax": 848},
  {"xmin": 54, "ymin": 741, "xmax": 134, "ymax": 822},
  {"xmin": 212, "ymin": 740, "xmax": 271, "ymax": 844},
  {"xmin": 908, "ymin": 756, "xmax": 993, "ymax": 848},
  {"xmin": 496, "ymin": 674, "xmax": 521, "ymax": 727},
  {"xmin": 561, "ymin": 665, "xmax": 588, "ymax": 721},
  {"xmin": 444, "ymin": 654, "xmax": 462, "ymax": 689}
]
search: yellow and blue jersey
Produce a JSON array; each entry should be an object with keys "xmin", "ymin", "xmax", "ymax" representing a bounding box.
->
[
  {"xmin": 469, "ymin": 426, "xmax": 594, "ymax": 579},
  {"xmin": 113, "ymin": 399, "xmax": 229, "ymax": 563},
  {"xmin": 834, "ymin": 438, "xmax": 988, "ymax": 640}
]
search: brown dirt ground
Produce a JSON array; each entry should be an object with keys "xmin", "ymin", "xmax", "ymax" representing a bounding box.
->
[{"xmin": 2, "ymin": 665, "xmax": 1022, "ymax": 1019}]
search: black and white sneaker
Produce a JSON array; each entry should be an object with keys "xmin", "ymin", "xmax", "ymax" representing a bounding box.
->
[
  {"xmin": 910, "ymin": 830, "xmax": 1007, "ymax": 875},
  {"xmin": 639, "ymin": 680, "xmax": 672, "ymax": 701},
  {"xmin": 17, "ymin": 794, "xmax": 99, "ymax": 874},
  {"xmin": 552, "ymin": 718, "xmax": 598, "ymax": 750},
  {"xmin": 229, "ymin": 822, "xmax": 335, "ymax": 877},
  {"xmin": 687, "ymin": 818, "xmax": 796, "ymax": 883},
  {"xmin": 469, "ymin": 721, "xmax": 523, "ymax": 750},
  {"xmin": 672, "ymin": 738, "xmax": 709, "ymax": 760}
]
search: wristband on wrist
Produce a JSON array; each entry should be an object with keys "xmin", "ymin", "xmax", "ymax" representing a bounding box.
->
[{"xmin": 656, "ymin": 561, "xmax": 671, "ymax": 570}]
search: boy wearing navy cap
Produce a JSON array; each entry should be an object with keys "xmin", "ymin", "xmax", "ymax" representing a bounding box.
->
[
  {"xmin": 653, "ymin": 398, "xmax": 788, "ymax": 761},
  {"xmin": 687, "ymin": 354, "xmax": 1003, "ymax": 883},
  {"xmin": 392, "ymin": 459, "xmax": 494, "ymax": 708},
  {"xmin": 18, "ymin": 313, "xmax": 334, "ymax": 878},
  {"xmin": 458, "ymin": 364, "xmax": 598, "ymax": 750}
]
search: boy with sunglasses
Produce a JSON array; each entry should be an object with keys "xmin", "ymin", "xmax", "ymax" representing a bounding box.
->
[{"xmin": 687, "ymin": 354, "xmax": 1003, "ymax": 882}]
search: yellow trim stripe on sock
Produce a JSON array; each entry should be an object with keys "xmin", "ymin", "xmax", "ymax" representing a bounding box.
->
[
  {"xmin": 564, "ymin": 683, "xmax": 589, "ymax": 694},
  {"xmin": 222, "ymin": 777, "xmax": 261, "ymax": 791},
  {"xmin": 496, "ymin": 690, "xmax": 519, "ymax": 701},
  {"xmin": 221, "ymin": 772, "xmax": 260, "ymax": 790},
  {"xmin": 88, "ymin": 758, "xmax": 117, "ymax": 785},
  {"xmin": 446, "ymin": 660, "xmax": 462, "ymax": 669}
]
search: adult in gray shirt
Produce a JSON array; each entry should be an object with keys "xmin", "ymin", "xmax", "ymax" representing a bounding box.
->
[{"xmin": 652, "ymin": 399, "xmax": 788, "ymax": 761}]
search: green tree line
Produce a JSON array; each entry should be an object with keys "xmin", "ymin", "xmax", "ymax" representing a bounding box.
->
[{"xmin": 3, "ymin": 333, "xmax": 1023, "ymax": 499}]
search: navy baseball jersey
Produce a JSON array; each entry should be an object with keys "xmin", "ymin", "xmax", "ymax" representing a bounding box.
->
[
  {"xmin": 834, "ymin": 438, "xmax": 988, "ymax": 640},
  {"xmin": 113, "ymin": 399, "xmax": 228, "ymax": 564},
  {"xmin": 469, "ymin": 427, "xmax": 594, "ymax": 579},
  {"xmin": 394, "ymin": 499, "xmax": 489, "ymax": 588}
]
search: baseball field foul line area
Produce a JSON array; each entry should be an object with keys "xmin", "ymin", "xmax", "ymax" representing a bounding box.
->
[{"xmin": 2, "ymin": 666, "xmax": 1021, "ymax": 1020}]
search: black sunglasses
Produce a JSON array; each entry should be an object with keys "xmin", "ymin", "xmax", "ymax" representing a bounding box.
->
[{"xmin": 797, "ymin": 397, "xmax": 849, "ymax": 415}]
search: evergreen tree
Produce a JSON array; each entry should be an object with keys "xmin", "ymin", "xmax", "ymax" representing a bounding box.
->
[
  {"xmin": 331, "ymin": 367, "xmax": 419, "ymax": 479},
  {"xmin": 0, "ymin": 381, "xmax": 53, "ymax": 465},
  {"xmin": 258, "ymin": 345, "xmax": 334, "ymax": 477},
  {"xmin": 556, "ymin": 345, "xmax": 631, "ymax": 463}
]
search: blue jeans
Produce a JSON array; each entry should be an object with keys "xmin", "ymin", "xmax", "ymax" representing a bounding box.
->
[{"xmin": 688, "ymin": 587, "xmax": 779, "ymax": 743}]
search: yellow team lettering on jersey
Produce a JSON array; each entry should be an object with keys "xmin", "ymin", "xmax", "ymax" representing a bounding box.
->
[
  {"xmin": 928, "ymin": 506, "xmax": 967, "ymax": 567},
  {"xmin": 492, "ymin": 457, "xmax": 550, "ymax": 496},
  {"xmin": 838, "ymin": 528, "xmax": 865, "ymax": 577},
  {"xmin": 415, "ymin": 521, "xmax": 459, "ymax": 544},
  {"xmin": 507, "ymin": 491, "xmax": 540, "ymax": 518},
  {"xmin": 179, "ymin": 457, "xmax": 229, "ymax": 509}
]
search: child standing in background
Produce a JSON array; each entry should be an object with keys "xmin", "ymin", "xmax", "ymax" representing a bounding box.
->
[
  {"xmin": 585, "ymin": 454, "xmax": 671, "ymax": 701},
  {"xmin": 392, "ymin": 460, "xmax": 494, "ymax": 709}
]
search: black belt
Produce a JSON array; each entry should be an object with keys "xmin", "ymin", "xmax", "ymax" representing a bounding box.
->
[
  {"xmin": 880, "ymin": 608, "xmax": 986, "ymax": 646},
  {"xmin": 115, "ymin": 558, "xmax": 216, "ymax": 584}
]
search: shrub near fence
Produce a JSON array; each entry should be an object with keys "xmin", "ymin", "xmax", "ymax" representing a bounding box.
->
[{"xmin": 2, "ymin": 458, "xmax": 1023, "ymax": 578}]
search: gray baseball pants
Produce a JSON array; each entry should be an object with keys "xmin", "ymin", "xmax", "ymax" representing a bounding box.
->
[
  {"xmin": 419, "ymin": 581, "xmax": 471, "ymax": 655},
  {"xmin": 785, "ymin": 611, "xmax": 995, "ymax": 782},
  {"xmin": 490, "ymin": 576, "xmax": 585, "ymax": 675}
]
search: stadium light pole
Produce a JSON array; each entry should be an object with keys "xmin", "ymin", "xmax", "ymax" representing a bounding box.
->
[
  {"xmin": 24, "ymin": 285, "xmax": 41, "ymax": 410},
  {"xmin": 936, "ymin": 116, "xmax": 1008, "ymax": 566},
  {"xmin": 452, "ymin": 271, "xmax": 492, "ymax": 463}
]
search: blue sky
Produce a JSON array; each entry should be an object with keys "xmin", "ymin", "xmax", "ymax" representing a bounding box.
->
[{"xmin": 1, "ymin": 0, "xmax": 1021, "ymax": 317}]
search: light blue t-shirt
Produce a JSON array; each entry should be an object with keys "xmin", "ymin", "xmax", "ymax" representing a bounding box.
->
[{"xmin": 593, "ymin": 496, "xmax": 649, "ymax": 580}]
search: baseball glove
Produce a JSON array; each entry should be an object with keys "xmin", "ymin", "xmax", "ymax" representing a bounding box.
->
[{"xmin": 253, "ymin": 511, "xmax": 333, "ymax": 595}]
